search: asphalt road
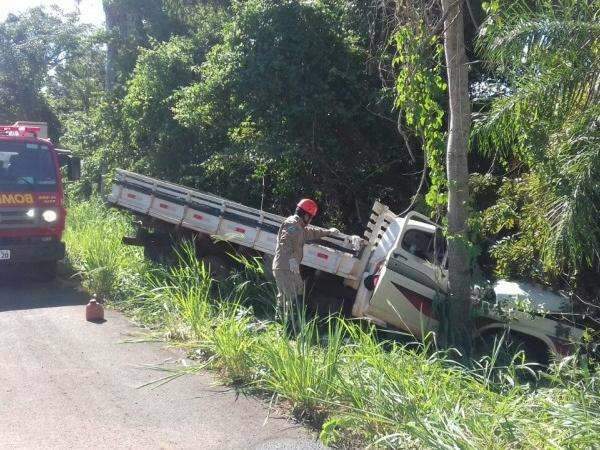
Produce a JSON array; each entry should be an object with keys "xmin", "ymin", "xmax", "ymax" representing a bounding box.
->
[{"xmin": 0, "ymin": 276, "xmax": 323, "ymax": 450}]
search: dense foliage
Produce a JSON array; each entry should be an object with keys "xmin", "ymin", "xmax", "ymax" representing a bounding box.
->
[
  {"xmin": 0, "ymin": 7, "xmax": 90, "ymax": 139},
  {"xmin": 472, "ymin": 0, "xmax": 600, "ymax": 309},
  {"xmin": 173, "ymin": 0, "xmax": 411, "ymax": 224},
  {"xmin": 62, "ymin": 0, "xmax": 421, "ymax": 230}
]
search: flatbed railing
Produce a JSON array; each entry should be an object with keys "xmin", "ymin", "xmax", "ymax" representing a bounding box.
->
[{"xmin": 108, "ymin": 169, "xmax": 376, "ymax": 280}]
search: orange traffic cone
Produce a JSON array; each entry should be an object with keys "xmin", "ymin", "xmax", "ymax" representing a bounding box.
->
[{"xmin": 86, "ymin": 296, "xmax": 104, "ymax": 322}]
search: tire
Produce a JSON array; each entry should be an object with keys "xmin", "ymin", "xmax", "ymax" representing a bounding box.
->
[
  {"xmin": 143, "ymin": 234, "xmax": 175, "ymax": 264},
  {"xmin": 475, "ymin": 330, "xmax": 550, "ymax": 369},
  {"xmin": 200, "ymin": 254, "xmax": 230, "ymax": 280},
  {"xmin": 143, "ymin": 242, "xmax": 165, "ymax": 264},
  {"xmin": 306, "ymin": 292, "xmax": 349, "ymax": 317}
]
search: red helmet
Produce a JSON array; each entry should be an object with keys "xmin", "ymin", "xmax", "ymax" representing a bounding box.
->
[{"xmin": 297, "ymin": 198, "xmax": 318, "ymax": 217}]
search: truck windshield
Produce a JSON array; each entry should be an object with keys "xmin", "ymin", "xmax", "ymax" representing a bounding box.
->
[
  {"xmin": 402, "ymin": 229, "xmax": 447, "ymax": 266},
  {"xmin": 0, "ymin": 141, "xmax": 57, "ymax": 192}
]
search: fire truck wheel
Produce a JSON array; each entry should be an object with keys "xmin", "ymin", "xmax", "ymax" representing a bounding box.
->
[{"xmin": 35, "ymin": 262, "xmax": 57, "ymax": 282}]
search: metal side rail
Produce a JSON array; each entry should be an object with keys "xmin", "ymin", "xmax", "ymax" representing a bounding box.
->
[{"xmin": 107, "ymin": 169, "xmax": 368, "ymax": 280}]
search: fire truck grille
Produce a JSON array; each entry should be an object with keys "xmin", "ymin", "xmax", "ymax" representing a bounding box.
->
[
  {"xmin": 0, "ymin": 208, "xmax": 39, "ymax": 228},
  {"xmin": 0, "ymin": 236, "xmax": 55, "ymax": 245}
]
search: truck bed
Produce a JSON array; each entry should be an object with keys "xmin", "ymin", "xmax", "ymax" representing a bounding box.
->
[{"xmin": 108, "ymin": 169, "xmax": 382, "ymax": 281}]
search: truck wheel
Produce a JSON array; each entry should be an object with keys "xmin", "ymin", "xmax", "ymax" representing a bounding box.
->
[
  {"xmin": 144, "ymin": 242, "xmax": 164, "ymax": 264},
  {"xmin": 307, "ymin": 294, "xmax": 347, "ymax": 316},
  {"xmin": 200, "ymin": 254, "xmax": 230, "ymax": 280},
  {"xmin": 475, "ymin": 330, "xmax": 550, "ymax": 369},
  {"xmin": 35, "ymin": 261, "xmax": 57, "ymax": 282},
  {"xmin": 143, "ymin": 235, "xmax": 175, "ymax": 264}
]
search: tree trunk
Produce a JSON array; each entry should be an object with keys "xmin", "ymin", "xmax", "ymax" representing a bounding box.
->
[
  {"xmin": 103, "ymin": 0, "xmax": 117, "ymax": 91},
  {"xmin": 441, "ymin": 0, "xmax": 472, "ymax": 355}
]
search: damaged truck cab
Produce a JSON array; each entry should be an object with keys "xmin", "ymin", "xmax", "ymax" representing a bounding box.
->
[{"xmin": 352, "ymin": 210, "xmax": 584, "ymax": 358}]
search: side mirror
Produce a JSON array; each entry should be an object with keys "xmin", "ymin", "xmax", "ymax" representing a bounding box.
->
[
  {"xmin": 57, "ymin": 153, "xmax": 70, "ymax": 167},
  {"xmin": 68, "ymin": 157, "xmax": 81, "ymax": 181}
]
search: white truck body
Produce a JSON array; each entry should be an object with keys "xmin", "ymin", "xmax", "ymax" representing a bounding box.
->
[
  {"xmin": 108, "ymin": 169, "xmax": 584, "ymax": 356},
  {"xmin": 108, "ymin": 169, "xmax": 370, "ymax": 281}
]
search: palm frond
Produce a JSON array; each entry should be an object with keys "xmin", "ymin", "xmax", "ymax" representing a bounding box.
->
[
  {"xmin": 474, "ymin": 0, "xmax": 600, "ymax": 274},
  {"xmin": 540, "ymin": 106, "xmax": 600, "ymax": 270},
  {"xmin": 479, "ymin": 0, "xmax": 600, "ymax": 69},
  {"xmin": 473, "ymin": 59, "xmax": 596, "ymax": 158}
]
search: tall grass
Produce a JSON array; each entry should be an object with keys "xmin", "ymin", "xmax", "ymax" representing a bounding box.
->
[
  {"xmin": 66, "ymin": 199, "xmax": 600, "ymax": 449},
  {"xmin": 258, "ymin": 314, "xmax": 347, "ymax": 419},
  {"xmin": 64, "ymin": 198, "xmax": 148, "ymax": 301}
]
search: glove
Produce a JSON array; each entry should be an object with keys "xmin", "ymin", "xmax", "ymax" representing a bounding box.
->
[
  {"xmin": 289, "ymin": 258, "xmax": 300, "ymax": 274},
  {"xmin": 328, "ymin": 227, "xmax": 340, "ymax": 236},
  {"xmin": 347, "ymin": 235, "xmax": 364, "ymax": 250}
]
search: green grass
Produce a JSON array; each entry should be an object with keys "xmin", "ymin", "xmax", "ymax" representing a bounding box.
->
[
  {"xmin": 258, "ymin": 314, "xmax": 347, "ymax": 420},
  {"xmin": 64, "ymin": 198, "xmax": 149, "ymax": 302},
  {"xmin": 65, "ymin": 199, "xmax": 600, "ymax": 449}
]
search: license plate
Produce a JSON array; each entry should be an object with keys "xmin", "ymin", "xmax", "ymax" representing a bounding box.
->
[{"xmin": 0, "ymin": 250, "xmax": 10, "ymax": 260}]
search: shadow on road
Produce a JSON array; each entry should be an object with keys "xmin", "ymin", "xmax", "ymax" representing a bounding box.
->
[{"xmin": 0, "ymin": 270, "xmax": 88, "ymax": 312}]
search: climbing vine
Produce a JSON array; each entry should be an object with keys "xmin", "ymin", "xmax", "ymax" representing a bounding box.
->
[{"xmin": 392, "ymin": 24, "xmax": 447, "ymax": 213}]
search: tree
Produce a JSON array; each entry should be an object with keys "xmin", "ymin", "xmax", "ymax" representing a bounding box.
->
[
  {"xmin": 103, "ymin": 0, "xmax": 118, "ymax": 91},
  {"xmin": 0, "ymin": 7, "xmax": 83, "ymax": 135},
  {"xmin": 121, "ymin": 26, "xmax": 223, "ymax": 181},
  {"xmin": 102, "ymin": 0, "xmax": 181, "ymax": 92},
  {"xmin": 441, "ymin": 0, "xmax": 472, "ymax": 352},
  {"xmin": 389, "ymin": 0, "xmax": 476, "ymax": 352},
  {"xmin": 173, "ymin": 0, "xmax": 415, "ymax": 227},
  {"xmin": 48, "ymin": 32, "xmax": 105, "ymax": 118},
  {"xmin": 475, "ymin": 0, "xmax": 600, "ymax": 283}
]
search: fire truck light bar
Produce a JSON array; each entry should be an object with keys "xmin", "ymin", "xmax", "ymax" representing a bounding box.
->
[{"xmin": 0, "ymin": 125, "xmax": 41, "ymax": 138}]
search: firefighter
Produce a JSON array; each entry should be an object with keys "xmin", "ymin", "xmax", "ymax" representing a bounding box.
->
[{"xmin": 272, "ymin": 199, "xmax": 339, "ymax": 330}]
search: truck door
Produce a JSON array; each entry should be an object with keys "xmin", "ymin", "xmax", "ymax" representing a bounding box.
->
[{"xmin": 365, "ymin": 213, "xmax": 446, "ymax": 336}]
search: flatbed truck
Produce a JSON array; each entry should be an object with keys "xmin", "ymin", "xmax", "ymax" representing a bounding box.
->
[{"xmin": 108, "ymin": 169, "xmax": 584, "ymax": 358}]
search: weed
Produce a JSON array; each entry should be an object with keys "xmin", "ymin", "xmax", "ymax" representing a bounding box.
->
[{"xmin": 257, "ymin": 312, "xmax": 346, "ymax": 422}]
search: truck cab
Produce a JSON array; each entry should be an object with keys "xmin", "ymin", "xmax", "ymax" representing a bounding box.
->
[
  {"xmin": 0, "ymin": 122, "xmax": 80, "ymax": 280},
  {"xmin": 352, "ymin": 212, "xmax": 446, "ymax": 334},
  {"xmin": 352, "ymin": 211, "xmax": 584, "ymax": 357}
]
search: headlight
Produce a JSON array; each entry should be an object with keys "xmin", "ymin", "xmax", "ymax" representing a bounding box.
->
[
  {"xmin": 42, "ymin": 210, "xmax": 58, "ymax": 223},
  {"xmin": 26, "ymin": 208, "xmax": 36, "ymax": 218}
]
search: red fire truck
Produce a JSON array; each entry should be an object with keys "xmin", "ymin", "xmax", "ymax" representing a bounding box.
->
[{"xmin": 0, "ymin": 122, "xmax": 80, "ymax": 280}]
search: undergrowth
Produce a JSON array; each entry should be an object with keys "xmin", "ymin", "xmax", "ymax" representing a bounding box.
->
[{"xmin": 65, "ymin": 199, "xmax": 600, "ymax": 449}]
